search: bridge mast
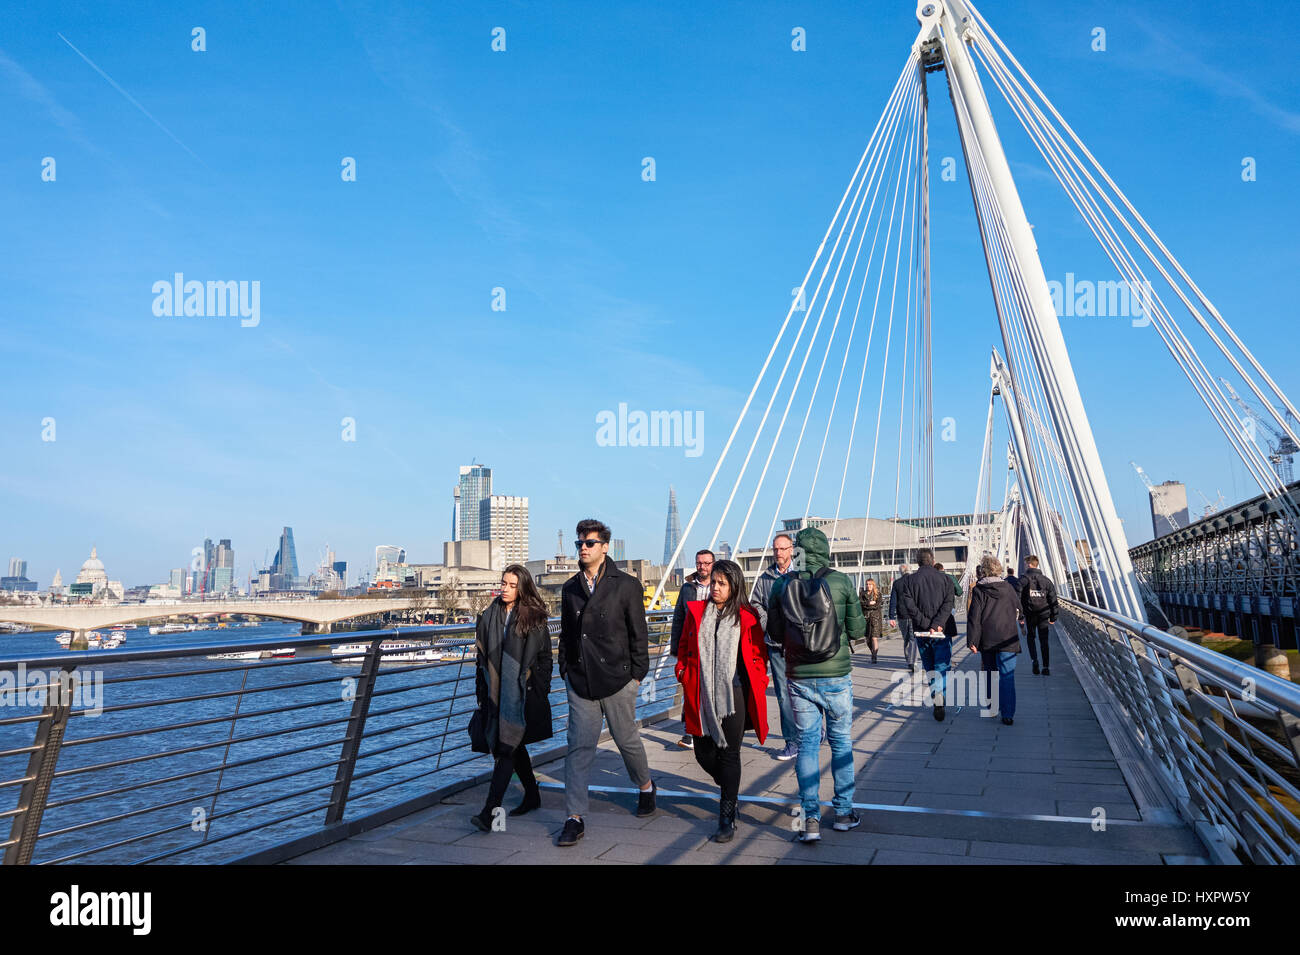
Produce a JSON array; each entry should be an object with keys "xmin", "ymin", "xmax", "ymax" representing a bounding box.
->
[{"xmin": 914, "ymin": 0, "xmax": 1144, "ymax": 618}]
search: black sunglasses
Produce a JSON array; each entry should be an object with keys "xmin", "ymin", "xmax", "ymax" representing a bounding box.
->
[{"xmin": 575, "ymin": 538, "xmax": 605, "ymax": 549}]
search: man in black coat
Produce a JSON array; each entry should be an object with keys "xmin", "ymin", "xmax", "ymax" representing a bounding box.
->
[
  {"xmin": 1019, "ymin": 555, "xmax": 1059, "ymax": 676},
  {"xmin": 556, "ymin": 518, "xmax": 654, "ymax": 846},
  {"xmin": 898, "ymin": 549, "xmax": 955, "ymax": 721},
  {"xmin": 887, "ymin": 564, "xmax": 918, "ymax": 671}
]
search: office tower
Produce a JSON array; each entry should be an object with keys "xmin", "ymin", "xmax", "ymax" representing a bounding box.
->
[
  {"xmin": 169, "ymin": 568, "xmax": 184, "ymax": 590},
  {"xmin": 1149, "ymin": 481, "xmax": 1190, "ymax": 538},
  {"xmin": 609, "ymin": 539, "xmax": 626, "ymax": 562},
  {"xmin": 8, "ymin": 558, "xmax": 26, "ymax": 578},
  {"xmin": 374, "ymin": 545, "xmax": 405, "ymax": 568},
  {"xmin": 202, "ymin": 538, "xmax": 215, "ymax": 592},
  {"xmin": 332, "ymin": 560, "xmax": 347, "ymax": 587},
  {"xmin": 457, "ymin": 465, "xmax": 493, "ymax": 541},
  {"xmin": 480, "ymin": 495, "xmax": 529, "ymax": 564},
  {"xmin": 663, "ymin": 486, "xmax": 682, "ymax": 569},
  {"xmin": 714, "ymin": 541, "xmax": 733, "ymax": 562},
  {"xmin": 210, "ymin": 539, "xmax": 234, "ymax": 593},
  {"xmin": 452, "ymin": 487, "xmax": 460, "ymax": 542},
  {"xmin": 271, "ymin": 527, "xmax": 300, "ymax": 590}
]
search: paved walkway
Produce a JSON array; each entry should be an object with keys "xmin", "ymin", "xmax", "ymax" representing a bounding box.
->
[{"xmin": 287, "ymin": 622, "xmax": 1208, "ymax": 865}]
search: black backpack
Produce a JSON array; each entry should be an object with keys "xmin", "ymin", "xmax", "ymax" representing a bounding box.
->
[{"xmin": 771, "ymin": 567, "xmax": 842, "ymax": 665}]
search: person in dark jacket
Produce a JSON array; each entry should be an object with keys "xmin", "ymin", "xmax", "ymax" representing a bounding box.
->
[
  {"xmin": 1019, "ymin": 555, "xmax": 1059, "ymax": 675},
  {"xmin": 887, "ymin": 564, "xmax": 918, "ymax": 670},
  {"xmin": 669, "ymin": 549, "xmax": 714, "ymax": 749},
  {"xmin": 898, "ymin": 549, "xmax": 955, "ymax": 721},
  {"xmin": 858, "ymin": 578, "xmax": 883, "ymax": 663},
  {"xmin": 966, "ymin": 555, "xmax": 1022, "ymax": 726},
  {"xmin": 470, "ymin": 564, "xmax": 554, "ymax": 831},
  {"xmin": 556, "ymin": 519, "xmax": 654, "ymax": 847},
  {"xmin": 750, "ymin": 533, "xmax": 800, "ymax": 761}
]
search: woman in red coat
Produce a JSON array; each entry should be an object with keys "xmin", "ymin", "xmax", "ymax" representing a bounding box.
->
[{"xmin": 675, "ymin": 559, "xmax": 769, "ymax": 843}]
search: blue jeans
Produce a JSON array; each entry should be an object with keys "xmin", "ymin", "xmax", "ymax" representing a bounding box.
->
[
  {"xmin": 980, "ymin": 650, "xmax": 1018, "ymax": 719},
  {"xmin": 767, "ymin": 646, "xmax": 798, "ymax": 744},
  {"xmin": 788, "ymin": 674, "xmax": 855, "ymax": 820},
  {"xmin": 915, "ymin": 634, "xmax": 951, "ymax": 703}
]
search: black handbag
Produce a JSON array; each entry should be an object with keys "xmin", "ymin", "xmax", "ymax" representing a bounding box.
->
[{"xmin": 468, "ymin": 708, "xmax": 490, "ymax": 754}]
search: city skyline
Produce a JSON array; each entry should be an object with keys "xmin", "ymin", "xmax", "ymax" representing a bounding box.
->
[{"xmin": 2, "ymin": 1, "xmax": 1295, "ymax": 587}]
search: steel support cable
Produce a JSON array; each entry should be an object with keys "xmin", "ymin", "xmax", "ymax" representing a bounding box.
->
[
  {"xmin": 755, "ymin": 70, "xmax": 925, "ymax": 554},
  {"xmin": 856, "ymin": 76, "xmax": 926, "ymax": 570},
  {"xmin": 801, "ymin": 73, "xmax": 925, "ymax": 527},
  {"xmin": 963, "ymin": 390, "xmax": 998, "ymax": 588},
  {"xmin": 966, "ymin": 1, "xmax": 1300, "ymax": 446},
  {"xmin": 821, "ymin": 67, "xmax": 924, "ymax": 545},
  {"xmin": 712, "ymin": 59, "xmax": 921, "ymax": 553},
  {"xmin": 977, "ymin": 46, "xmax": 1300, "ymax": 544},
  {"xmin": 649, "ymin": 52, "xmax": 920, "ymax": 605},
  {"xmin": 737, "ymin": 70, "xmax": 923, "ymax": 551},
  {"xmin": 945, "ymin": 52, "xmax": 1081, "ymax": 598},
  {"xmin": 954, "ymin": 73, "xmax": 1137, "ymax": 617},
  {"xmin": 970, "ymin": 34, "xmax": 1295, "ymax": 511}
]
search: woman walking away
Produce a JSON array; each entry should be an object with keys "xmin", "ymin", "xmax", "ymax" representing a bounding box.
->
[
  {"xmin": 859, "ymin": 579, "xmax": 884, "ymax": 663},
  {"xmin": 965, "ymin": 556, "xmax": 1022, "ymax": 726},
  {"xmin": 675, "ymin": 559, "xmax": 769, "ymax": 843},
  {"xmin": 471, "ymin": 563, "xmax": 554, "ymax": 831}
]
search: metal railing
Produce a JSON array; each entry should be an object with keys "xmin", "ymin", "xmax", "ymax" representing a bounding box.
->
[
  {"xmin": 0, "ymin": 611, "xmax": 677, "ymax": 864},
  {"xmin": 1059, "ymin": 597, "xmax": 1300, "ymax": 864}
]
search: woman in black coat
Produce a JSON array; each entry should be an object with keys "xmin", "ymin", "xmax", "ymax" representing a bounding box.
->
[
  {"xmin": 965, "ymin": 555, "xmax": 1022, "ymax": 726},
  {"xmin": 470, "ymin": 563, "xmax": 554, "ymax": 831}
]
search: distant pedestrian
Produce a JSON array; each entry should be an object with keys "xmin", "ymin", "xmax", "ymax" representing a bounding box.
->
[
  {"xmin": 750, "ymin": 533, "xmax": 800, "ymax": 761},
  {"xmin": 1019, "ymin": 555, "xmax": 1059, "ymax": 676},
  {"xmin": 966, "ymin": 555, "xmax": 1022, "ymax": 726},
  {"xmin": 898, "ymin": 549, "xmax": 955, "ymax": 721},
  {"xmin": 675, "ymin": 560, "xmax": 769, "ymax": 843},
  {"xmin": 670, "ymin": 548, "xmax": 715, "ymax": 749},
  {"xmin": 771, "ymin": 527, "xmax": 865, "ymax": 842},
  {"xmin": 858, "ymin": 579, "xmax": 883, "ymax": 663},
  {"xmin": 887, "ymin": 564, "xmax": 918, "ymax": 671},
  {"xmin": 556, "ymin": 519, "xmax": 655, "ymax": 847},
  {"xmin": 470, "ymin": 564, "xmax": 553, "ymax": 831}
]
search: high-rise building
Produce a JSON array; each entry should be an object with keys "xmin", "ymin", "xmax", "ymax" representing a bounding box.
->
[
  {"xmin": 663, "ymin": 486, "xmax": 683, "ymax": 569},
  {"xmin": 375, "ymin": 545, "xmax": 405, "ymax": 568},
  {"xmin": 714, "ymin": 542, "xmax": 733, "ymax": 562},
  {"xmin": 169, "ymin": 568, "xmax": 184, "ymax": 590},
  {"xmin": 456, "ymin": 465, "xmax": 493, "ymax": 541},
  {"xmin": 332, "ymin": 560, "xmax": 347, "ymax": 587},
  {"xmin": 271, "ymin": 527, "xmax": 300, "ymax": 590},
  {"xmin": 208, "ymin": 539, "xmax": 234, "ymax": 594},
  {"xmin": 8, "ymin": 558, "xmax": 26, "ymax": 578},
  {"xmin": 480, "ymin": 495, "xmax": 529, "ymax": 564},
  {"xmin": 609, "ymin": 539, "xmax": 626, "ymax": 562},
  {"xmin": 1149, "ymin": 481, "xmax": 1190, "ymax": 539}
]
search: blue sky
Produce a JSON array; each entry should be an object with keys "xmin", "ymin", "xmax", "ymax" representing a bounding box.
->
[{"xmin": 1, "ymin": 0, "xmax": 1297, "ymax": 587}]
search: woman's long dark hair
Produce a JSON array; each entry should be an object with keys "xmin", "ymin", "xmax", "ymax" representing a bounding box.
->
[
  {"xmin": 502, "ymin": 564, "xmax": 548, "ymax": 634},
  {"xmin": 709, "ymin": 559, "xmax": 752, "ymax": 625}
]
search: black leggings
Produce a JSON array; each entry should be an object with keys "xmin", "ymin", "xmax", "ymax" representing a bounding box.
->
[
  {"xmin": 1024, "ymin": 623, "xmax": 1050, "ymax": 667},
  {"xmin": 486, "ymin": 743, "xmax": 537, "ymax": 809},
  {"xmin": 692, "ymin": 686, "xmax": 749, "ymax": 803}
]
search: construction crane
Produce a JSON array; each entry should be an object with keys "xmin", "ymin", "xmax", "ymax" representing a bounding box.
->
[
  {"xmin": 1219, "ymin": 377, "xmax": 1298, "ymax": 484},
  {"xmin": 1131, "ymin": 461, "xmax": 1180, "ymax": 532},
  {"xmin": 1193, "ymin": 488, "xmax": 1226, "ymax": 520}
]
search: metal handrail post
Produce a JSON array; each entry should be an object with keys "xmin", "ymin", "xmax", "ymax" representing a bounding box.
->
[
  {"xmin": 324, "ymin": 639, "xmax": 384, "ymax": 826},
  {"xmin": 4, "ymin": 666, "xmax": 77, "ymax": 865}
]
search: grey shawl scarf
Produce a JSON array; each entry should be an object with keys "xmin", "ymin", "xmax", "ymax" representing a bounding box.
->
[
  {"xmin": 698, "ymin": 602, "xmax": 743, "ymax": 748},
  {"xmin": 480, "ymin": 600, "xmax": 527, "ymax": 752}
]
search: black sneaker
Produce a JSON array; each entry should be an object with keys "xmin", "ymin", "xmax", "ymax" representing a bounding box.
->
[
  {"xmin": 1001, "ymin": 717, "xmax": 1014, "ymax": 726},
  {"xmin": 556, "ymin": 816, "xmax": 584, "ymax": 846},
  {"xmin": 1031, "ymin": 660, "xmax": 1040, "ymax": 675},
  {"xmin": 1041, "ymin": 667, "xmax": 1050, "ymax": 676},
  {"xmin": 636, "ymin": 781, "xmax": 657, "ymax": 817},
  {"xmin": 933, "ymin": 704, "xmax": 946, "ymax": 722}
]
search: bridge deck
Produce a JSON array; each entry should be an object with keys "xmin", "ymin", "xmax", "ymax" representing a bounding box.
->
[{"xmin": 286, "ymin": 624, "xmax": 1209, "ymax": 865}]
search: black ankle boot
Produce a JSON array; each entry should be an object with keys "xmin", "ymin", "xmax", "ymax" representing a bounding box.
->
[
  {"xmin": 470, "ymin": 805, "xmax": 499, "ymax": 832},
  {"xmin": 510, "ymin": 788, "xmax": 541, "ymax": 816},
  {"xmin": 715, "ymin": 798, "xmax": 737, "ymax": 843}
]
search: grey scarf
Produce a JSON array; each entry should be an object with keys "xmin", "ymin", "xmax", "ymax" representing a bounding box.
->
[{"xmin": 698, "ymin": 602, "xmax": 743, "ymax": 748}]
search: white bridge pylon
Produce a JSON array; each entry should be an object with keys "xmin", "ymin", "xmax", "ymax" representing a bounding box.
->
[{"xmin": 652, "ymin": 0, "xmax": 1297, "ymax": 621}]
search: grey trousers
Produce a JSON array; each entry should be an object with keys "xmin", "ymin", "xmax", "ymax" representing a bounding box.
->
[
  {"xmin": 899, "ymin": 619, "xmax": 919, "ymax": 669},
  {"xmin": 565, "ymin": 679, "xmax": 652, "ymax": 818}
]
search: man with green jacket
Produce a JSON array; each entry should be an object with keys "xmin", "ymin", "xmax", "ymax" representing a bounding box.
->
[{"xmin": 770, "ymin": 526, "xmax": 866, "ymax": 842}]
